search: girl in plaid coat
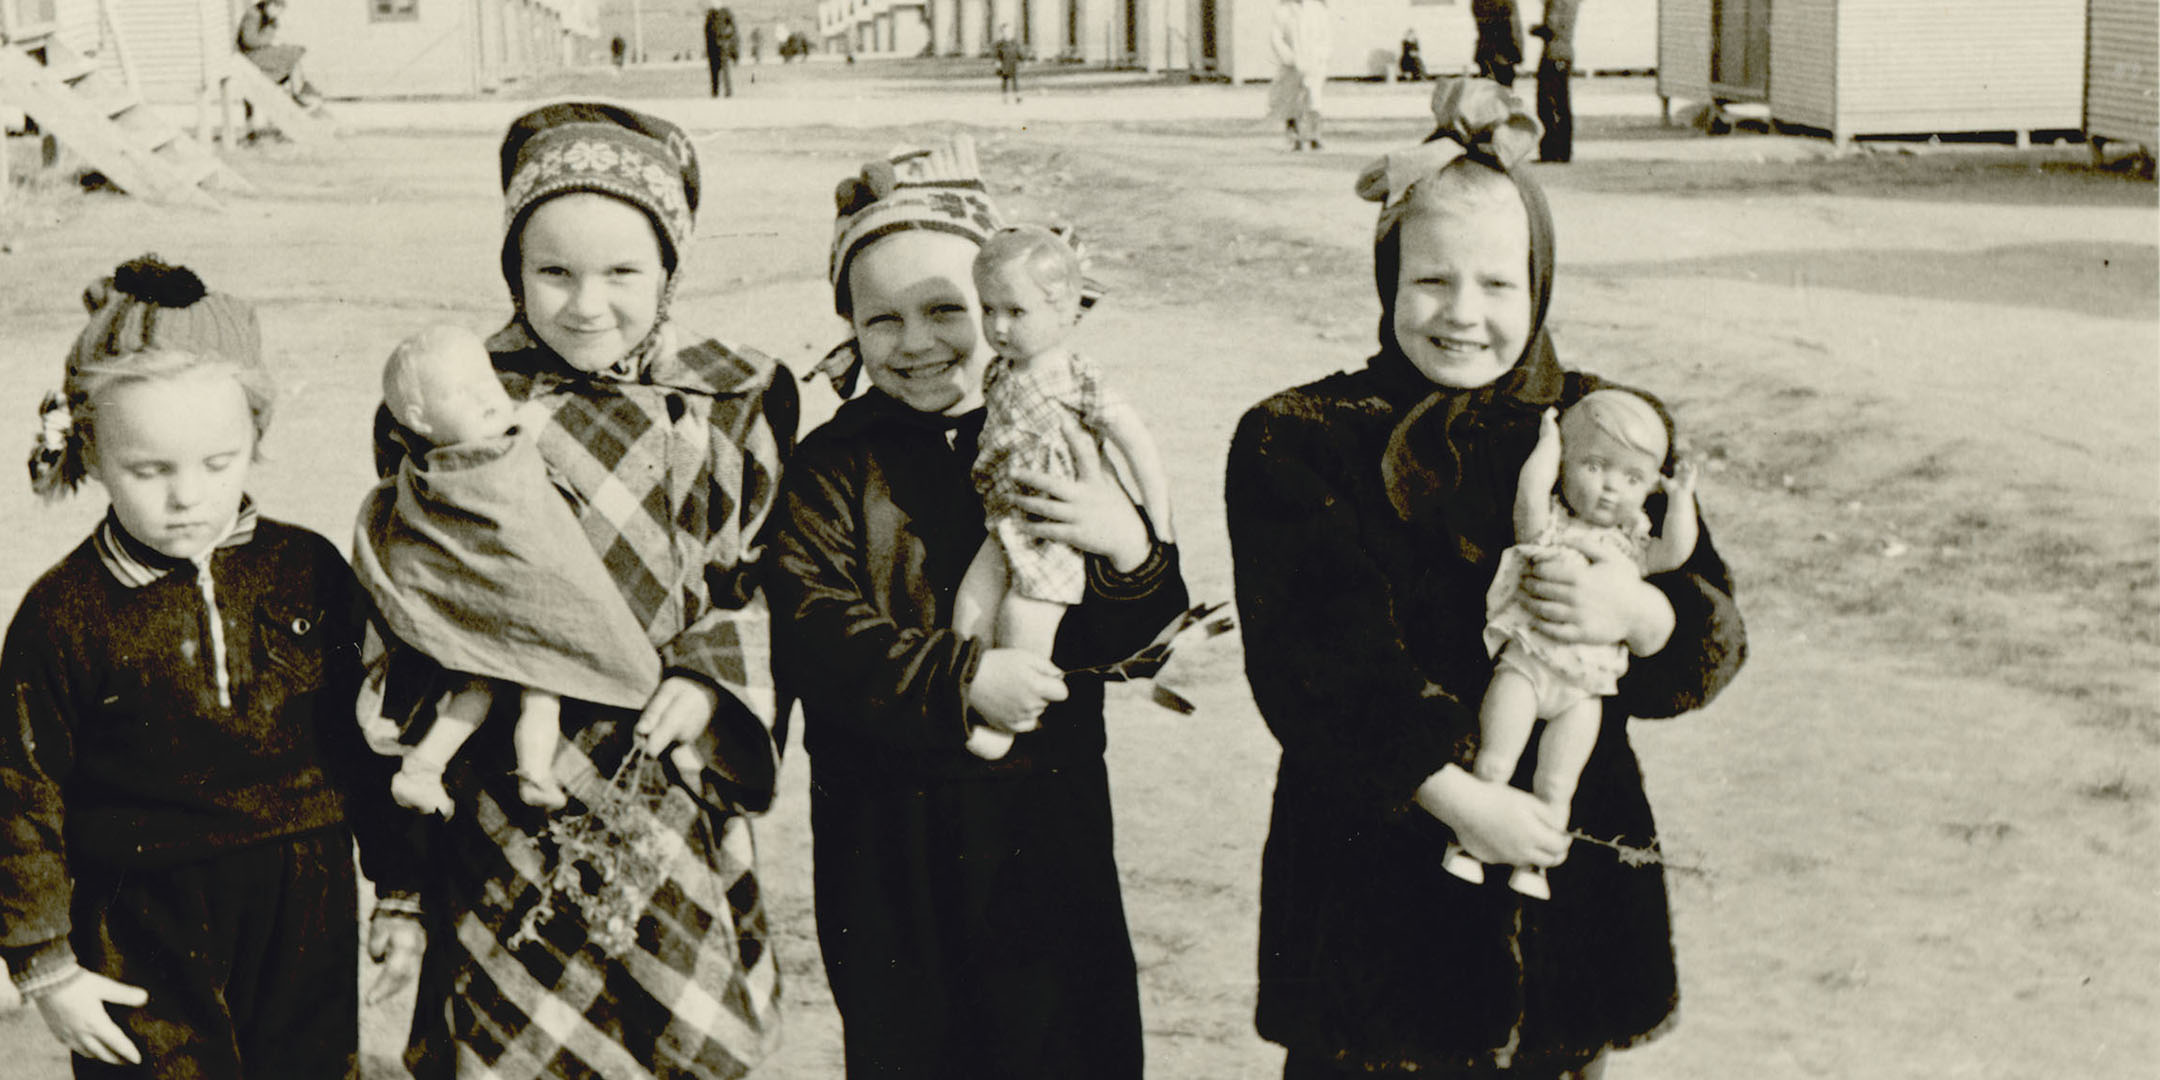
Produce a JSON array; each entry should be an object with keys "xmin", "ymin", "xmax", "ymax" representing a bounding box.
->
[{"xmin": 363, "ymin": 102, "xmax": 795, "ymax": 1080}]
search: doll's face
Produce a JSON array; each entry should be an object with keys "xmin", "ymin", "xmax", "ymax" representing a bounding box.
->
[
  {"xmin": 388, "ymin": 328, "xmax": 514, "ymax": 445},
  {"xmin": 975, "ymin": 257, "xmax": 1075, "ymax": 365},
  {"xmin": 1559, "ymin": 425, "xmax": 1660, "ymax": 528},
  {"xmin": 517, "ymin": 193, "xmax": 666, "ymax": 374},
  {"xmin": 88, "ymin": 366, "xmax": 256, "ymax": 560},
  {"xmin": 849, "ymin": 230, "xmax": 993, "ymax": 416},
  {"xmin": 1391, "ymin": 195, "xmax": 1532, "ymax": 391}
]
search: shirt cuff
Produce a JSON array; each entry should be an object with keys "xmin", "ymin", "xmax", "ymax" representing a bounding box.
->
[
  {"xmin": 5, "ymin": 938, "xmax": 81, "ymax": 998},
  {"xmin": 1087, "ymin": 510, "xmax": 1175, "ymax": 600}
]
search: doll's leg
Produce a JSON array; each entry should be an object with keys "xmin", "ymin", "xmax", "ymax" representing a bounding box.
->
[
  {"xmin": 1510, "ymin": 694, "xmax": 1602, "ymax": 900},
  {"xmin": 512, "ymin": 686, "xmax": 568, "ymax": 810},
  {"xmin": 1443, "ymin": 662, "xmax": 1542, "ymax": 884},
  {"xmin": 954, "ymin": 537, "xmax": 1007, "ymax": 643},
  {"xmin": 390, "ymin": 677, "xmax": 492, "ymax": 816},
  {"xmin": 996, "ymin": 592, "xmax": 1068, "ymax": 659}
]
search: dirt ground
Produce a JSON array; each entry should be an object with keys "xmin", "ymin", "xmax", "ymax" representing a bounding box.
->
[{"xmin": 1, "ymin": 63, "xmax": 2155, "ymax": 1079}]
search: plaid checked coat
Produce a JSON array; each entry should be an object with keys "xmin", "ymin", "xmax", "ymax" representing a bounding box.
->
[{"xmin": 368, "ymin": 322, "xmax": 796, "ymax": 1080}]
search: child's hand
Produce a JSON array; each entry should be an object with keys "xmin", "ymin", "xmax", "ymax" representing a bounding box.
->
[
  {"xmin": 967, "ymin": 649, "xmax": 1068, "ymax": 734},
  {"xmin": 32, "ymin": 971, "xmax": 146, "ymax": 1066},
  {"xmin": 635, "ymin": 676, "xmax": 721, "ymax": 758},
  {"xmin": 364, "ymin": 913, "xmax": 425, "ymax": 1006},
  {"xmin": 1518, "ymin": 544, "xmax": 1667, "ymax": 650},
  {"xmin": 1415, "ymin": 768, "xmax": 1570, "ymax": 869},
  {"xmin": 1662, "ymin": 458, "xmax": 1700, "ymax": 503}
]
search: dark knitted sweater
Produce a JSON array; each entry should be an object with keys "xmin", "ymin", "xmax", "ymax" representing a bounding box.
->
[{"xmin": 0, "ymin": 517, "xmax": 415, "ymax": 983}]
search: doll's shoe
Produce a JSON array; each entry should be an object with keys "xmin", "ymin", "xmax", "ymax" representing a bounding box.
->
[
  {"xmin": 964, "ymin": 724, "xmax": 1016, "ymax": 761},
  {"xmin": 390, "ymin": 769, "xmax": 455, "ymax": 818},
  {"xmin": 1509, "ymin": 865, "xmax": 1551, "ymax": 900},
  {"xmin": 1441, "ymin": 842, "xmax": 1485, "ymax": 885},
  {"xmin": 516, "ymin": 770, "xmax": 568, "ymax": 811}
]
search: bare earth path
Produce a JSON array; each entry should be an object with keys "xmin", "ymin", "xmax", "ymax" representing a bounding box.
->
[{"xmin": 1, "ymin": 68, "xmax": 2154, "ymax": 1079}]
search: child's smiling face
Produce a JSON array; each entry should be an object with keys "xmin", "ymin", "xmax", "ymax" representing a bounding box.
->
[
  {"xmin": 1391, "ymin": 191, "xmax": 1533, "ymax": 391},
  {"xmin": 518, "ymin": 193, "xmax": 666, "ymax": 373},
  {"xmin": 89, "ymin": 364, "xmax": 256, "ymax": 560},
  {"xmin": 849, "ymin": 230, "xmax": 992, "ymax": 415},
  {"xmin": 975, "ymin": 257, "xmax": 1074, "ymax": 365}
]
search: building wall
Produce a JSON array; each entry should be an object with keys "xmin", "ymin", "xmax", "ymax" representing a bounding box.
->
[
  {"xmin": 2086, "ymin": 0, "xmax": 2157, "ymax": 146},
  {"xmin": 1833, "ymin": 0, "xmax": 2085, "ymax": 136},
  {"xmin": 1657, "ymin": 0, "xmax": 1711, "ymax": 101},
  {"xmin": 123, "ymin": 0, "xmax": 215, "ymax": 105},
  {"xmin": 1767, "ymin": 0, "xmax": 1833, "ymax": 130},
  {"xmin": 277, "ymin": 0, "xmax": 480, "ymax": 98},
  {"xmin": 1225, "ymin": 0, "xmax": 1655, "ymax": 84}
]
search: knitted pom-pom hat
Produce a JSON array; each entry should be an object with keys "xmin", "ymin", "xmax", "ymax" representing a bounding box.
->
[
  {"xmin": 827, "ymin": 134, "xmax": 1004, "ymax": 318},
  {"xmin": 498, "ymin": 101, "xmax": 700, "ymax": 294}
]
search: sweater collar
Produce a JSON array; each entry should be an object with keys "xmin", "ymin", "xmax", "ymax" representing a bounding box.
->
[{"xmin": 95, "ymin": 498, "xmax": 258, "ymax": 588}]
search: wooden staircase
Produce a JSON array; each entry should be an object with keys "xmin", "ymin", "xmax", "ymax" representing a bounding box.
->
[{"xmin": 0, "ymin": 35, "xmax": 249, "ymax": 208}]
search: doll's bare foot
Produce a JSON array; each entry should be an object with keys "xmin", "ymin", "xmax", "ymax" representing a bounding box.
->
[
  {"xmin": 964, "ymin": 724, "xmax": 1016, "ymax": 761},
  {"xmin": 391, "ymin": 767, "xmax": 455, "ymax": 818},
  {"xmin": 515, "ymin": 770, "xmax": 568, "ymax": 811},
  {"xmin": 1441, "ymin": 842, "xmax": 1485, "ymax": 885},
  {"xmin": 1508, "ymin": 865, "xmax": 1551, "ymax": 900}
]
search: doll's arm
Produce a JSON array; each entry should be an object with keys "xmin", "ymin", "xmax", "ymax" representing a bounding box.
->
[
  {"xmin": 1515, "ymin": 407, "xmax": 1562, "ymax": 543},
  {"xmin": 1646, "ymin": 459, "xmax": 1701, "ymax": 575},
  {"xmin": 1091, "ymin": 401, "xmax": 1175, "ymax": 538}
]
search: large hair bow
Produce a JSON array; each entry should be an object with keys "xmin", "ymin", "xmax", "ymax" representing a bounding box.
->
[{"xmin": 1354, "ymin": 77, "xmax": 1542, "ymax": 214}]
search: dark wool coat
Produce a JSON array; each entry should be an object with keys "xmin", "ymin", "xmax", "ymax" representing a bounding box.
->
[
  {"xmin": 1228, "ymin": 351, "xmax": 1746, "ymax": 1072},
  {"xmin": 769, "ymin": 389, "xmax": 1188, "ymax": 1077}
]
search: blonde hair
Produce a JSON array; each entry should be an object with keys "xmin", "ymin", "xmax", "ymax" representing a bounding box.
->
[
  {"xmin": 1560, "ymin": 389, "xmax": 1668, "ymax": 464},
  {"xmin": 974, "ymin": 225, "xmax": 1084, "ymax": 312},
  {"xmin": 31, "ymin": 349, "xmax": 275, "ymax": 501}
]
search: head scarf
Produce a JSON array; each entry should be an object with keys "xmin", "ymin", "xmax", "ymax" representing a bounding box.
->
[
  {"xmin": 1363, "ymin": 77, "xmax": 1566, "ymax": 564},
  {"xmin": 494, "ymin": 101, "xmax": 699, "ymax": 381}
]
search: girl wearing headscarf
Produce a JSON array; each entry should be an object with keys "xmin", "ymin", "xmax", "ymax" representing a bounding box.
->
[
  {"xmin": 363, "ymin": 101, "xmax": 795, "ymax": 1080},
  {"xmin": 769, "ymin": 135, "xmax": 1188, "ymax": 1077},
  {"xmin": 1226, "ymin": 79, "xmax": 1747, "ymax": 1078}
]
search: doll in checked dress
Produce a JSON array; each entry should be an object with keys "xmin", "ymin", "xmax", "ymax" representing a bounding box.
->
[
  {"xmin": 956, "ymin": 225, "xmax": 1173, "ymax": 759},
  {"xmin": 1445, "ymin": 388, "xmax": 1701, "ymax": 898}
]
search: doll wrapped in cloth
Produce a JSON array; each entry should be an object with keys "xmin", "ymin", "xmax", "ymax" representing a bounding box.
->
[{"xmin": 353, "ymin": 324, "xmax": 662, "ymax": 815}]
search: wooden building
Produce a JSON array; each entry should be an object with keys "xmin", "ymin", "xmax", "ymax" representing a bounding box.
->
[
  {"xmin": 1659, "ymin": 0, "xmax": 2090, "ymax": 146},
  {"xmin": 276, "ymin": 0, "xmax": 598, "ymax": 98},
  {"xmin": 2084, "ymin": 0, "xmax": 2157, "ymax": 154}
]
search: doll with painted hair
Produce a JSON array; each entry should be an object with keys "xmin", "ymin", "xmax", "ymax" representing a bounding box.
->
[
  {"xmin": 1444, "ymin": 388, "xmax": 1701, "ymax": 898},
  {"xmin": 355, "ymin": 324, "xmax": 663, "ymax": 816},
  {"xmin": 955, "ymin": 224, "xmax": 1173, "ymax": 759}
]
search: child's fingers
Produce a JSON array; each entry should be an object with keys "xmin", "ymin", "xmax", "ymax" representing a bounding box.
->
[{"xmin": 83, "ymin": 1020, "xmax": 141, "ymax": 1066}]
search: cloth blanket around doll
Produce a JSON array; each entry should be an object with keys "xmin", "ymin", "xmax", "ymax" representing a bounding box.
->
[
  {"xmin": 1481, "ymin": 494, "xmax": 1649, "ymax": 698},
  {"xmin": 353, "ymin": 422, "xmax": 661, "ymax": 711}
]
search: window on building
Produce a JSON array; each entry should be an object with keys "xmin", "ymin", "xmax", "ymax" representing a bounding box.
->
[{"xmin": 370, "ymin": 0, "xmax": 418, "ymax": 21}]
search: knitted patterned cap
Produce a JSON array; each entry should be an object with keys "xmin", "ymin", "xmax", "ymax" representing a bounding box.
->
[
  {"xmin": 828, "ymin": 134, "xmax": 1004, "ymax": 317},
  {"xmin": 31, "ymin": 254, "xmax": 266, "ymax": 499},
  {"xmin": 498, "ymin": 101, "xmax": 700, "ymax": 291}
]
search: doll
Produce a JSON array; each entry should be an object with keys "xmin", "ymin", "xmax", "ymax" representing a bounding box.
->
[
  {"xmin": 357, "ymin": 325, "xmax": 662, "ymax": 816},
  {"xmin": 1446, "ymin": 389, "xmax": 1701, "ymax": 898},
  {"xmin": 954, "ymin": 225, "xmax": 1173, "ymax": 759}
]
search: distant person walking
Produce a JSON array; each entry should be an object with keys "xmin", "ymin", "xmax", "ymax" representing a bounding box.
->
[
  {"xmin": 704, "ymin": 5, "xmax": 739, "ymax": 98},
  {"xmin": 1398, "ymin": 27, "xmax": 1425, "ymax": 81},
  {"xmin": 1268, "ymin": 0, "xmax": 1332, "ymax": 151},
  {"xmin": 610, "ymin": 34, "xmax": 626, "ymax": 68},
  {"xmin": 1533, "ymin": 0, "xmax": 1581, "ymax": 162},
  {"xmin": 750, "ymin": 27, "xmax": 764, "ymax": 63},
  {"xmin": 994, "ymin": 25, "xmax": 1024, "ymax": 103},
  {"xmin": 1471, "ymin": 0, "xmax": 1523, "ymax": 87}
]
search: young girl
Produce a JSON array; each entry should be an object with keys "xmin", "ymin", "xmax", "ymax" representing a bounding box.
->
[
  {"xmin": 362, "ymin": 102, "xmax": 795, "ymax": 1080},
  {"xmin": 772, "ymin": 135, "xmax": 1188, "ymax": 1077},
  {"xmin": 957, "ymin": 224, "xmax": 1171, "ymax": 759},
  {"xmin": 0, "ymin": 255, "xmax": 417, "ymax": 1076},
  {"xmin": 1445, "ymin": 392, "xmax": 1703, "ymax": 899},
  {"xmin": 1227, "ymin": 80, "xmax": 1746, "ymax": 1077},
  {"xmin": 356, "ymin": 324, "xmax": 661, "ymax": 816}
]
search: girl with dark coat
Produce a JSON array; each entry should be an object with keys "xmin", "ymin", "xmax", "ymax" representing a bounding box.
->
[
  {"xmin": 771, "ymin": 135, "xmax": 1188, "ymax": 1078},
  {"xmin": 1227, "ymin": 81, "xmax": 1746, "ymax": 1079}
]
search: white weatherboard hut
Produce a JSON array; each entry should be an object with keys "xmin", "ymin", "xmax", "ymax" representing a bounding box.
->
[
  {"xmin": 1658, "ymin": 0, "xmax": 2091, "ymax": 146},
  {"xmin": 2084, "ymin": 0, "xmax": 2157, "ymax": 155}
]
